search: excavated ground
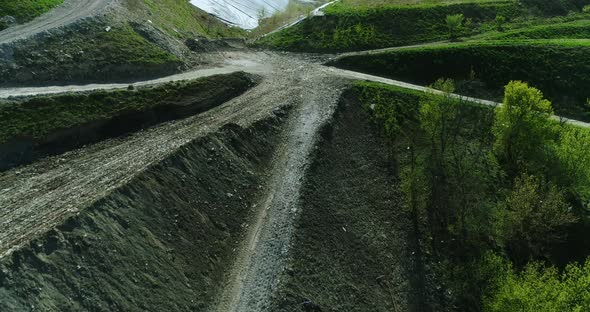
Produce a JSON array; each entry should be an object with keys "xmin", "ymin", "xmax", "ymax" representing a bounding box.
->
[
  {"xmin": 0, "ymin": 2, "xmax": 424, "ymax": 309},
  {"xmin": 271, "ymin": 94, "xmax": 422, "ymax": 312}
]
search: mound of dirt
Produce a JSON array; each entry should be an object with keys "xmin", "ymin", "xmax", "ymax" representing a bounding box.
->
[
  {"xmin": 271, "ymin": 92, "xmax": 424, "ymax": 311},
  {"xmin": 0, "ymin": 114, "xmax": 286, "ymax": 311}
]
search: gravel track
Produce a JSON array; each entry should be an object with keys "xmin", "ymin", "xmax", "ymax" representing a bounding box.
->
[
  {"xmin": 0, "ymin": 0, "xmax": 114, "ymax": 44},
  {"xmin": 213, "ymin": 62, "xmax": 348, "ymax": 312}
]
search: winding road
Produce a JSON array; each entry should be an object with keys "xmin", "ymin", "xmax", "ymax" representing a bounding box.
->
[{"xmin": 0, "ymin": 0, "xmax": 113, "ymax": 44}]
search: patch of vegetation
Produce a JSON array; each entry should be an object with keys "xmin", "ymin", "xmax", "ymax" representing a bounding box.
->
[
  {"xmin": 484, "ymin": 19, "xmax": 590, "ymax": 40},
  {"xmin": 330, "ymin": 40, "xmax": 590, "ymax": 120},
  {"xmin": 253, "ymin": 0, "xmax": 320, "ymax": 37},
  {"xmin": 521, "ymin": 0, "xmax": 590, "ymax": 16},
  {"xmin": 484, "ymin": 256, "xmax": 590, "ymax": 311},
  {"xmin": 256, "ymin": 0, "xmax": 518, "ymax": 52},
  {"xmin": 0, "ymin": 72, "xmax": 256, "ymax": 145},
  {"xmin": 125, "ymin": 0, "xmax": 244, "ymax": 39},
  {"xmin": 0, "ymin": 0, "xmax": 63, "ymax": 26},
  {"xmin": 353, "ymin": 80, "xmax": 590, "ymax": 311}
]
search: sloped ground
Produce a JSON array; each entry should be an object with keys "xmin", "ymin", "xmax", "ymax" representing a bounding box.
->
[
  {"xmin": 0, "ymin": 115, "xmax": 285, "ymax": 311},
  {"xmin": 0, "ymin": 61, "xmax": 297, "ymax": 310},
  {"xmin": 0, "ymin": 53, "xmax": 357, "ymax": 311},
  {"xmin": 0, "ymin": 0, "xmax": 242, "ymax": 86},
  {"xmin": 0, "ymin": 0, "xmax": 111, "ymax": 44},
  {"xmin": 271, "ymin": 93, "xmax": 423, "ymax": 312}
]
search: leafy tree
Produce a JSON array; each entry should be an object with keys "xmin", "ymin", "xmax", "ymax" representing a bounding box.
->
[
  {"xmin": 494, "ymin": 174, "xmax": 577, "ymax": 263},
  {"xmin": 420, "ymin": 79, "xmax": 499, "ymax": 243},
  {"xmin": 555, "ymin": 127, "xmax": 590, "ymax": 205},
  {"xmin": 492, "ymin": 81, "xmax": 554, "ymax": 175},
  {"xmin": 446, "ymin": 14, "xmax": 464, "ymax": 40},
  {"xmin": 485, "ymin": 258, "xmax": 590, "ymax": 312}
]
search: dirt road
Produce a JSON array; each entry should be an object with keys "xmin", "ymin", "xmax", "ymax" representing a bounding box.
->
[
  {"xmin": 0, "ymin": 0, "xmax": 113, "ymax": 44},
  {"xmin": 213, "ymin": 64, "xmax": 348, "ymax": 312},
  {"xmin": 0, "ymin": 53, "xmax": 272, "ymax": 99}
]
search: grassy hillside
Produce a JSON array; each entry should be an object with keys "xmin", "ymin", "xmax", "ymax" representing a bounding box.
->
[
  {"xmin": 256, "ymin": 0, "xmax": 518, "ymax": 52},
  {"xmin": 484, "ymin": 18, "xmax": 590, "ymax": 40},
  {"xmin": 125, "ymin": 0, "xmax": 245, "ymax": 39},
  {"xmin": 0, "ymin": 0, "xmax": 246, "ymax": 86},
  {"xmin": 0, "ymin": 20, "xmax": 183, "ymax": 86},
  {"xmin": 329, "ymin": 40, "xmax": 590, "ymax": 120},
  {"xmin": 0, "ymin": 0, "xmax": 63, "ymax": 29}
]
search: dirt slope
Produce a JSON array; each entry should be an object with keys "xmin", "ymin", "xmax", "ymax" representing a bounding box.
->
[
  {"xmin": 271, "ymin": 94, "xmax": 423, "ymax": 312},
  {"xmin": 213, "ymin": 66, "xmax": 348, "ymax": 312}
]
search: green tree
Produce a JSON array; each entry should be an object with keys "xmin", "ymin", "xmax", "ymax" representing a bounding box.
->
[
  {"xmin": 485, "ymin": 258, "xmax": 590, "ymax": 312},
  {"xmin": 556, "ymin": 126, "xmax": 590, "ymax": 205},
  {"xmin": 420, "ymin": 79, "xmax": 499, "ymax": 243},
  {"xmin": 446, "ymin": 14, "xmax": 464, "ymax": 40},
  {"xmin": 494, "ymin": 174, "xmax": 577, "ymax": 262},
  {"xmin": 492, "ymin": 81, "xmax": 554, "ymax": 175}
]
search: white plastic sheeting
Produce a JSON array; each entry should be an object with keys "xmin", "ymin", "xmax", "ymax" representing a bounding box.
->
[{"xmin": 190, "ymin": 0, "xmax": 290, "ymax": 29}]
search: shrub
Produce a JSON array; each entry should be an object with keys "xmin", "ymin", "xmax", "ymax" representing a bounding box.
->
[
  {"xmin": 494, "ymin": 174, "xmax": 577, "ymax": 262},
  {"xmin": 495, "ymin": 15, "xmax": 506, "ymax": 31},
  {"xmin": 446, "ymin": 13, "xmax": 465, "ymax": 40},
  {"xmin": 555, "ymin": 126, "xmax": 590, "ymax": 204},
  {"xmin": 485, "ymin": 258, "xmax": 590, "ymax": 312}
]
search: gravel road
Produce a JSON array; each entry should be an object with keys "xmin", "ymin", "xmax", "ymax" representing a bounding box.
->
[{"xmin": 0, "ymin": 0, "xmax": 114, "ymax": 44}]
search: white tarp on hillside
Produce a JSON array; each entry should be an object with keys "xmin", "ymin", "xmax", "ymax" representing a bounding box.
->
[{"xmin": 190, "ymin": 0, "xmax": 290, "ymax": 29}]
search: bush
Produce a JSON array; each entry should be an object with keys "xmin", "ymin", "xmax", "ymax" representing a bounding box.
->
[
  {"xmin": 495, "ymin": 15, "xmax": 506, "ymax": 31},
  {"xmin": 446, "ymin": 14, "xmax": 465, "ymax": 40},
  {"xmin": 555, "ymin": 126, "xmax": 590, "ymax": 204},
  {"xmin": 494, "ymin": 174, "xmax": 577, "ymax": 262},
  {"xmin": 485, "ymin": 258, "xmax": 590, "ymax": 312},
  {"xmin": 492, "ymin": 81, "xmax": 554, "ymax": 172}
]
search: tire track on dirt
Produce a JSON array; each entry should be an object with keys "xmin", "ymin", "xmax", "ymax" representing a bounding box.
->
[{"xmin": 213, "ymin": 67, "xmax": 348, "ymax": 312}]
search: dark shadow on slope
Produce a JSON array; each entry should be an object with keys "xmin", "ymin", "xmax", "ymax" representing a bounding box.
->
[{"xmin": 272, "ymin": 92, "xmax": 428, "ymax": 311}]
